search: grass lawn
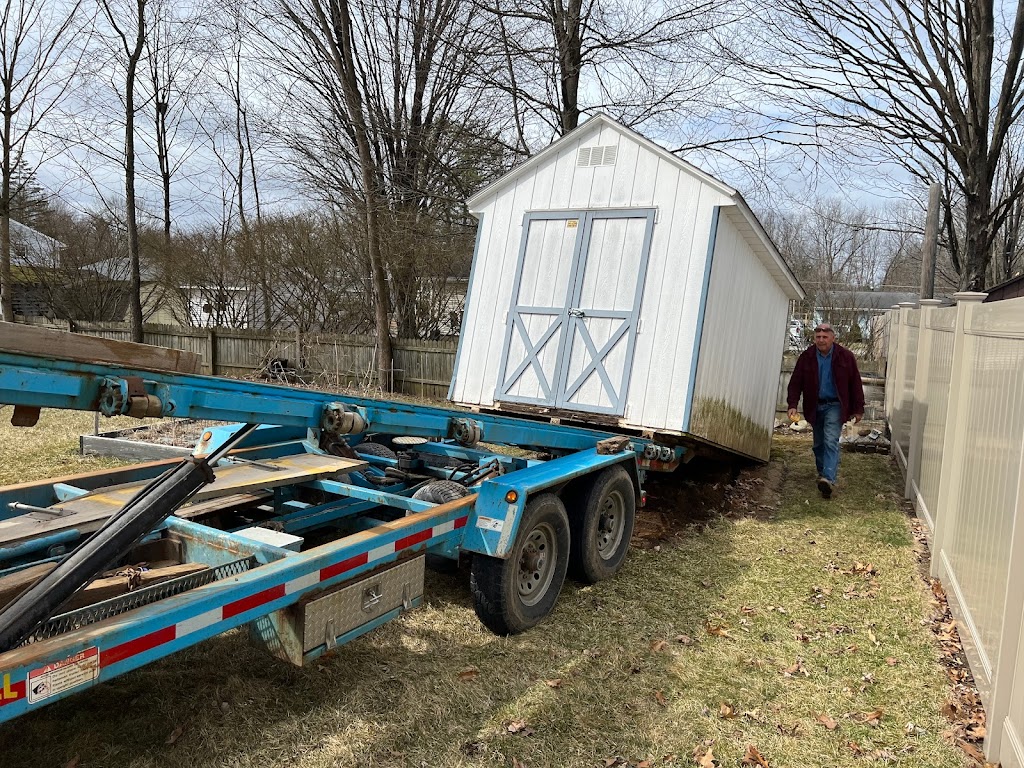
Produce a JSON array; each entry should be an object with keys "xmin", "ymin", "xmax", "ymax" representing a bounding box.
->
[{"xmin": 0, "ymin": 412, "xmax": 971, "ymax": 768}]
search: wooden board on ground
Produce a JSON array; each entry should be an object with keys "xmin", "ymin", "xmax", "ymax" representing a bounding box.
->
[
  {"xmin": 0, "ymin": 322, "xmax": 202, "ymax": 374},
  {"xmin": 0, "ymin": 454, "xmax": 366, "ymax": 547}
]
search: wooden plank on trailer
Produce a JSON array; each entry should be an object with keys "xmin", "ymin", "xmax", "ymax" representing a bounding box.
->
[
  {"xmin": 65, "ymin": 563, "xmax": 210, "ymax": 610},
  {"xmin": 0, "ymin": 455, "xmax": 366, "ymax": 547},
  {"xmin": 0, "ymin": 562, "xmax": 58, "ymax": 610},
  {"xmin": 0, "ymin": 322, "xmax": 202, "ymax": 374}
]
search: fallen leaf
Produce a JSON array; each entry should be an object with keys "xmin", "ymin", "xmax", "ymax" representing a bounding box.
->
[
  {"xmin": 165, "ymin": 725, "xmax": 185, "ymax": 745},
  {"xmin": 782, "ymin": 659, "xmax": 808, "ymax": 677},
  {"xmin": 815, "ymin": 713, "xmax": 838, "ymax": 730},
  {"xmin": 860, "ymin": 709, "xmax": 884, "ymax": 727},
  {"xmin": 741, "ymin": 744, "xmax": 770, "ymax": 767},
  {"xmin": 885, "ymin": 656, "xmax": 900, "ymax": 666},
  {"xmin": 650, "ymin": 639, "xmax": 668, "ymax": 652},
  {"xmin": 740, "ymin": 605, "xmax": 757, "ymax": 615},
  {"xmin": 544, "ymin": 678, "xmax": 563, "ymax": 689},
  {"xmin": 461, "ymin": 741, "xmax": 487, "ymax": 756},
  {"xmin": 458, "ymin": 667, "xmax": 479, "ymax": 681},
  {"xmin": 675, "ymin": 634, "xmax": 694, "ymax": 645},
  {"xmin": 602, "ymin": 758, "xmax": 627, "ymax": 767},
  {"xmin": 506, "ymin": 719, "xmax": 533, "ymax": 736},
  {"xmin": 846, "ymin": 741, "xmax": 863, "ymax": 756},
  {"xmin": 867, "ymin": 628, "xmax": 878, "ymax": 645},
  {"xmin": 693, "ymin": 745, "xmax": 717, "ymax": 768},
  {"xmin": 512, "ymin": 758, "xmax": 528, "ymax": 768},
  {"xmin": 637, "ymin": 762, "xmax": 652, "ymax": 768},
  {"xmin": 654, "ymin": 690, "xmax": 667, "ymax": 707},
  {"xmin": 776, "ymin": 722, "xmax": 800, "ymax": 737},
  {"xmin": 718, "ymin": 702, "xmax": 737, "ymax": 719},
  {"xmin": 958, "ymin": 740, "xmax": 985, "ymax": 763},
  {"xmin": 65, "ymin": 758, "xmax": 80, "ymax": 768},
  {"xmin": 705, "ymin": 621, "xmax": 733, "ymax": 639}
]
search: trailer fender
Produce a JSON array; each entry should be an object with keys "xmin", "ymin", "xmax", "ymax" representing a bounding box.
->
[{"xmin": 459, "ymin": 448, "xmax": 639, "ymax": 559}]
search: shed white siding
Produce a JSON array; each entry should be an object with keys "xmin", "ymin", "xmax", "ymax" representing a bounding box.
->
[
  {"xmin": 450, "ymin": 119, "xmax": 734, "ymax": 432},
  {"xmin": 449, "ymin": 114, "xmax": 802, "ymax": 459},
  {"xmin": 688, "ymin": 208, "xmax": 791, "ymax": 460}
]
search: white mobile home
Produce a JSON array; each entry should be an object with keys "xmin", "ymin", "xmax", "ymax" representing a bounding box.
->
[{"xmin": 448, "ymin": 115, "xmax": 803, "ymax": 461}]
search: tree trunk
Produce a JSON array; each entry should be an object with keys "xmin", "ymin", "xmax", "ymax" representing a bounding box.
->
[
  {"xmin": 1, "ymin": 104, "xmax": 12, "ymax": 322},
  {"xmin": 124, "ymin": 0, "xmax": 147, "ymax": 343},
  {"xmin": 326, "ymin": 0, "xmax": 394, "ymax": 387},
  {"xmin": 552, "ymin": 0, "xmax": 583, "ymax": 134},
  {"xmin": 963, "ymin": 194, "xmax": 996, "ymax": 291}
]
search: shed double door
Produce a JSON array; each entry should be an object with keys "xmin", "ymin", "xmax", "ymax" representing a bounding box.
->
[{"xmin": 495, "ymin": 209, "xmax": 655, "ymax": 416}]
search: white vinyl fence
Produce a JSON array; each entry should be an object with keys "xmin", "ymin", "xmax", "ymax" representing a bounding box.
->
[{"xmin": 885, "ymin": 292, "xmax": 1024, "ymax": 767}]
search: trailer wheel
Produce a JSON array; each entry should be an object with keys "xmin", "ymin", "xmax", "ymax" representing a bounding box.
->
[
  {"xmin": 356, "ymin": 442, "xmax": 398, "ymax": 460},
  {"xmin": 470, "ymin": 493, "xmax": 569, "ymax": 635},
  {"xmin": 413, "ymin": 481, "xmax": 471, "ymax": 572},
  {"xmin": 568, "ymin": 464, "xmax": 635, "ymax": 583}
]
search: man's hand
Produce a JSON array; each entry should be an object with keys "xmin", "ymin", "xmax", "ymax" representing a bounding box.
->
[
  {"xmin": 787, "ymin": 408, "xmax": 799, "ymax": 422},
  {"xmin": 853, "ymin": 413, "xmax": 863, "ymax": 424}
]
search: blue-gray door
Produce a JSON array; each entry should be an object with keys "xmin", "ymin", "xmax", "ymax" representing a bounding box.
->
[{"xmin": 495, "ymin": 209, "xmax": 655, "ymax": 416}]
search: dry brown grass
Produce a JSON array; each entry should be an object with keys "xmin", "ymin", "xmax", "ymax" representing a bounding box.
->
[{"xmin": 0, "ymin": 417, "xmax": 970, "ymax": 768}]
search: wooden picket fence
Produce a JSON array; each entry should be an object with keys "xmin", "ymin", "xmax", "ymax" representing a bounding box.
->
[{"xmin": 14, "ymin": 316, "xmax": 458, "ymax": 399}]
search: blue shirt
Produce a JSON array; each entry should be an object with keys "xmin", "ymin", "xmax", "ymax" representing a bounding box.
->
[{"xmin": 817, "ymin": 348, "xmax": 838, "ymax": 400}]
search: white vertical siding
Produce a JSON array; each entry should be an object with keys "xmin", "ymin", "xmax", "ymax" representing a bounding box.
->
[
  {"xmin": 688, "ymin": 209, "xmax": 789, "ymax": 460},
  {"xmin": 451, "ymin": 122, "xmax": 733, "ymax": 431}
]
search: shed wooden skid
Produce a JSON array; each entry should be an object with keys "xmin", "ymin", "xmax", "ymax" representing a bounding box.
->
[{"xmin": 449, "ymin": 114, "xmax": 804, "ymax": 461}]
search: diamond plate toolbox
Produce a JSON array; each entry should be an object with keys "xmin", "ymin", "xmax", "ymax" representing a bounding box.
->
[{"xmin": 299, "ymin": 556, "xmax": 425, "ymax": 652}]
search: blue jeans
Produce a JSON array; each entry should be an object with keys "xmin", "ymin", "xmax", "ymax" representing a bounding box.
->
[{"xmin": 812, "ymin": 402, "xmax": 842, "ymax": 483}]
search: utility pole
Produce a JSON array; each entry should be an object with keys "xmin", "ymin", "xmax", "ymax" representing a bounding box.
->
[{"xmin": 920, "ymin": 183, "xmax": 941, "ymax": 299}]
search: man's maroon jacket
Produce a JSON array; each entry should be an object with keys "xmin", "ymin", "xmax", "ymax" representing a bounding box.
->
[{"xmin": 786, "ymin": 342, "xmax": 866, "ymax": 425}]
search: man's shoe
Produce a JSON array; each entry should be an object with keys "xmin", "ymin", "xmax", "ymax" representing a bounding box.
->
[{"xmin": 817, "ymin": 477, "xmax": 833, "ymax": 499}]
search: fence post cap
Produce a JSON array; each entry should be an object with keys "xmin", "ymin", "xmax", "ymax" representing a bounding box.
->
[
  {"xmin": 897, "ymin": 301, "xmax": 918, "ymax": 308},
  {"xmin": 952, "ymin": 291, "xmax": 987, "ymax": 303},
  {"xmin": 919, "ymin": 299, "xmax": 944, "ymax": 306}
]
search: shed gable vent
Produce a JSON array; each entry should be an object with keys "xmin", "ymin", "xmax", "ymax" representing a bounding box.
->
[{"xmin": 577, "ymin": 145, "xmax": 618, "ymax": 167}]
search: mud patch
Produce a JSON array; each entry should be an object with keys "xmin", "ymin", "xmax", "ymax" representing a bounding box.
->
[{"xmin": 632, "ymin": 457, "xmax": 786, "ymax": 549}]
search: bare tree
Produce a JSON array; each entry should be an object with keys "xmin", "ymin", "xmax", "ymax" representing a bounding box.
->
[
  {"xmin": 97, "ymin": 0, "xmax": 149, "ymax": 341},
  {"xmin": 735, "ymin": 0, "xmax": 1024, "ymax": 290},
  {"xmin": 0, "ymin": 0, "xmax": 83, "ymax": 321},
  {"xmin": 480, "ymin": 0, "xmax": 734, "ymax": 143},
  {"xmin": 264, "ymin": 0, "xmax": 395, "ymax": 385},
  {"xmin": 261, "ymin": 0, "xmax": 498, "ymax": 382},
  {"xmin": 142, "ymin": 0, "xmax": 205, "ymax": 244}
]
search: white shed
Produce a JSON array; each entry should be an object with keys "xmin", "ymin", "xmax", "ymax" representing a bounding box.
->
[{"xmin": 448, "ymin": 115, "xmax": 804, "ymax": 461}]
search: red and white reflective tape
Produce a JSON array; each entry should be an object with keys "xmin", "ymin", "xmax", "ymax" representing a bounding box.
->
[{"xmin": 98, "ymin": 514, "xmax": 468, "ymax": 670}]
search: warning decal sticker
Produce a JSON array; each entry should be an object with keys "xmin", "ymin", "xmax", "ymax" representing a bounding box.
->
[{"xmin": 28, "ymin": 647, "xmax": 99, "ymax": 704}]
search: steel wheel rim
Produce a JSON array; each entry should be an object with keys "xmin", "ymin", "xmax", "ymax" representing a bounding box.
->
[
  {"xmin": 517, "ymin": 522, "xmax": 558, "ymax": 606},
  {"xmin": 596, "ymin": 489, "xmax": 625, "ymax": 560}
]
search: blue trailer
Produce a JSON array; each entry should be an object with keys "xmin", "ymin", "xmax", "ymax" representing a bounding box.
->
[{"xmin": 0, "ymin": 332, "xmax": 684, "ymax": 724}]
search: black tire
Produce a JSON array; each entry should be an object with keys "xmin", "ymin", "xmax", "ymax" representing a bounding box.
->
[
  {"xmin": 412, "ymin": 480, "xmax": 469, "ymax": 504},
  {"xmin": 567, "ymin": 464, "xmax": 636, "ymax": 583},
  {"xmin": 470, "ymin": 493, "xmax": 570, "ymax": 635},
  {"xmin": 356, "ymin": 442, "xmax": 398, "ymax": 460},
  {"xmin": 413, "ymin": 481, "xmax": 471, "ymax": 573}
]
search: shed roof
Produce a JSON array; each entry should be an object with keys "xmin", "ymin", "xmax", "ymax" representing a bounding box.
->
[{"xmin": 467, "ymin": 113, "xmax": 803, "ymax": 301}]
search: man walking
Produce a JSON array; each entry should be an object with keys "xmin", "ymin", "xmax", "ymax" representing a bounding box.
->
[{"xmin": 787, "ymin": 323, "xmax": 865, "ymax": 499}]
